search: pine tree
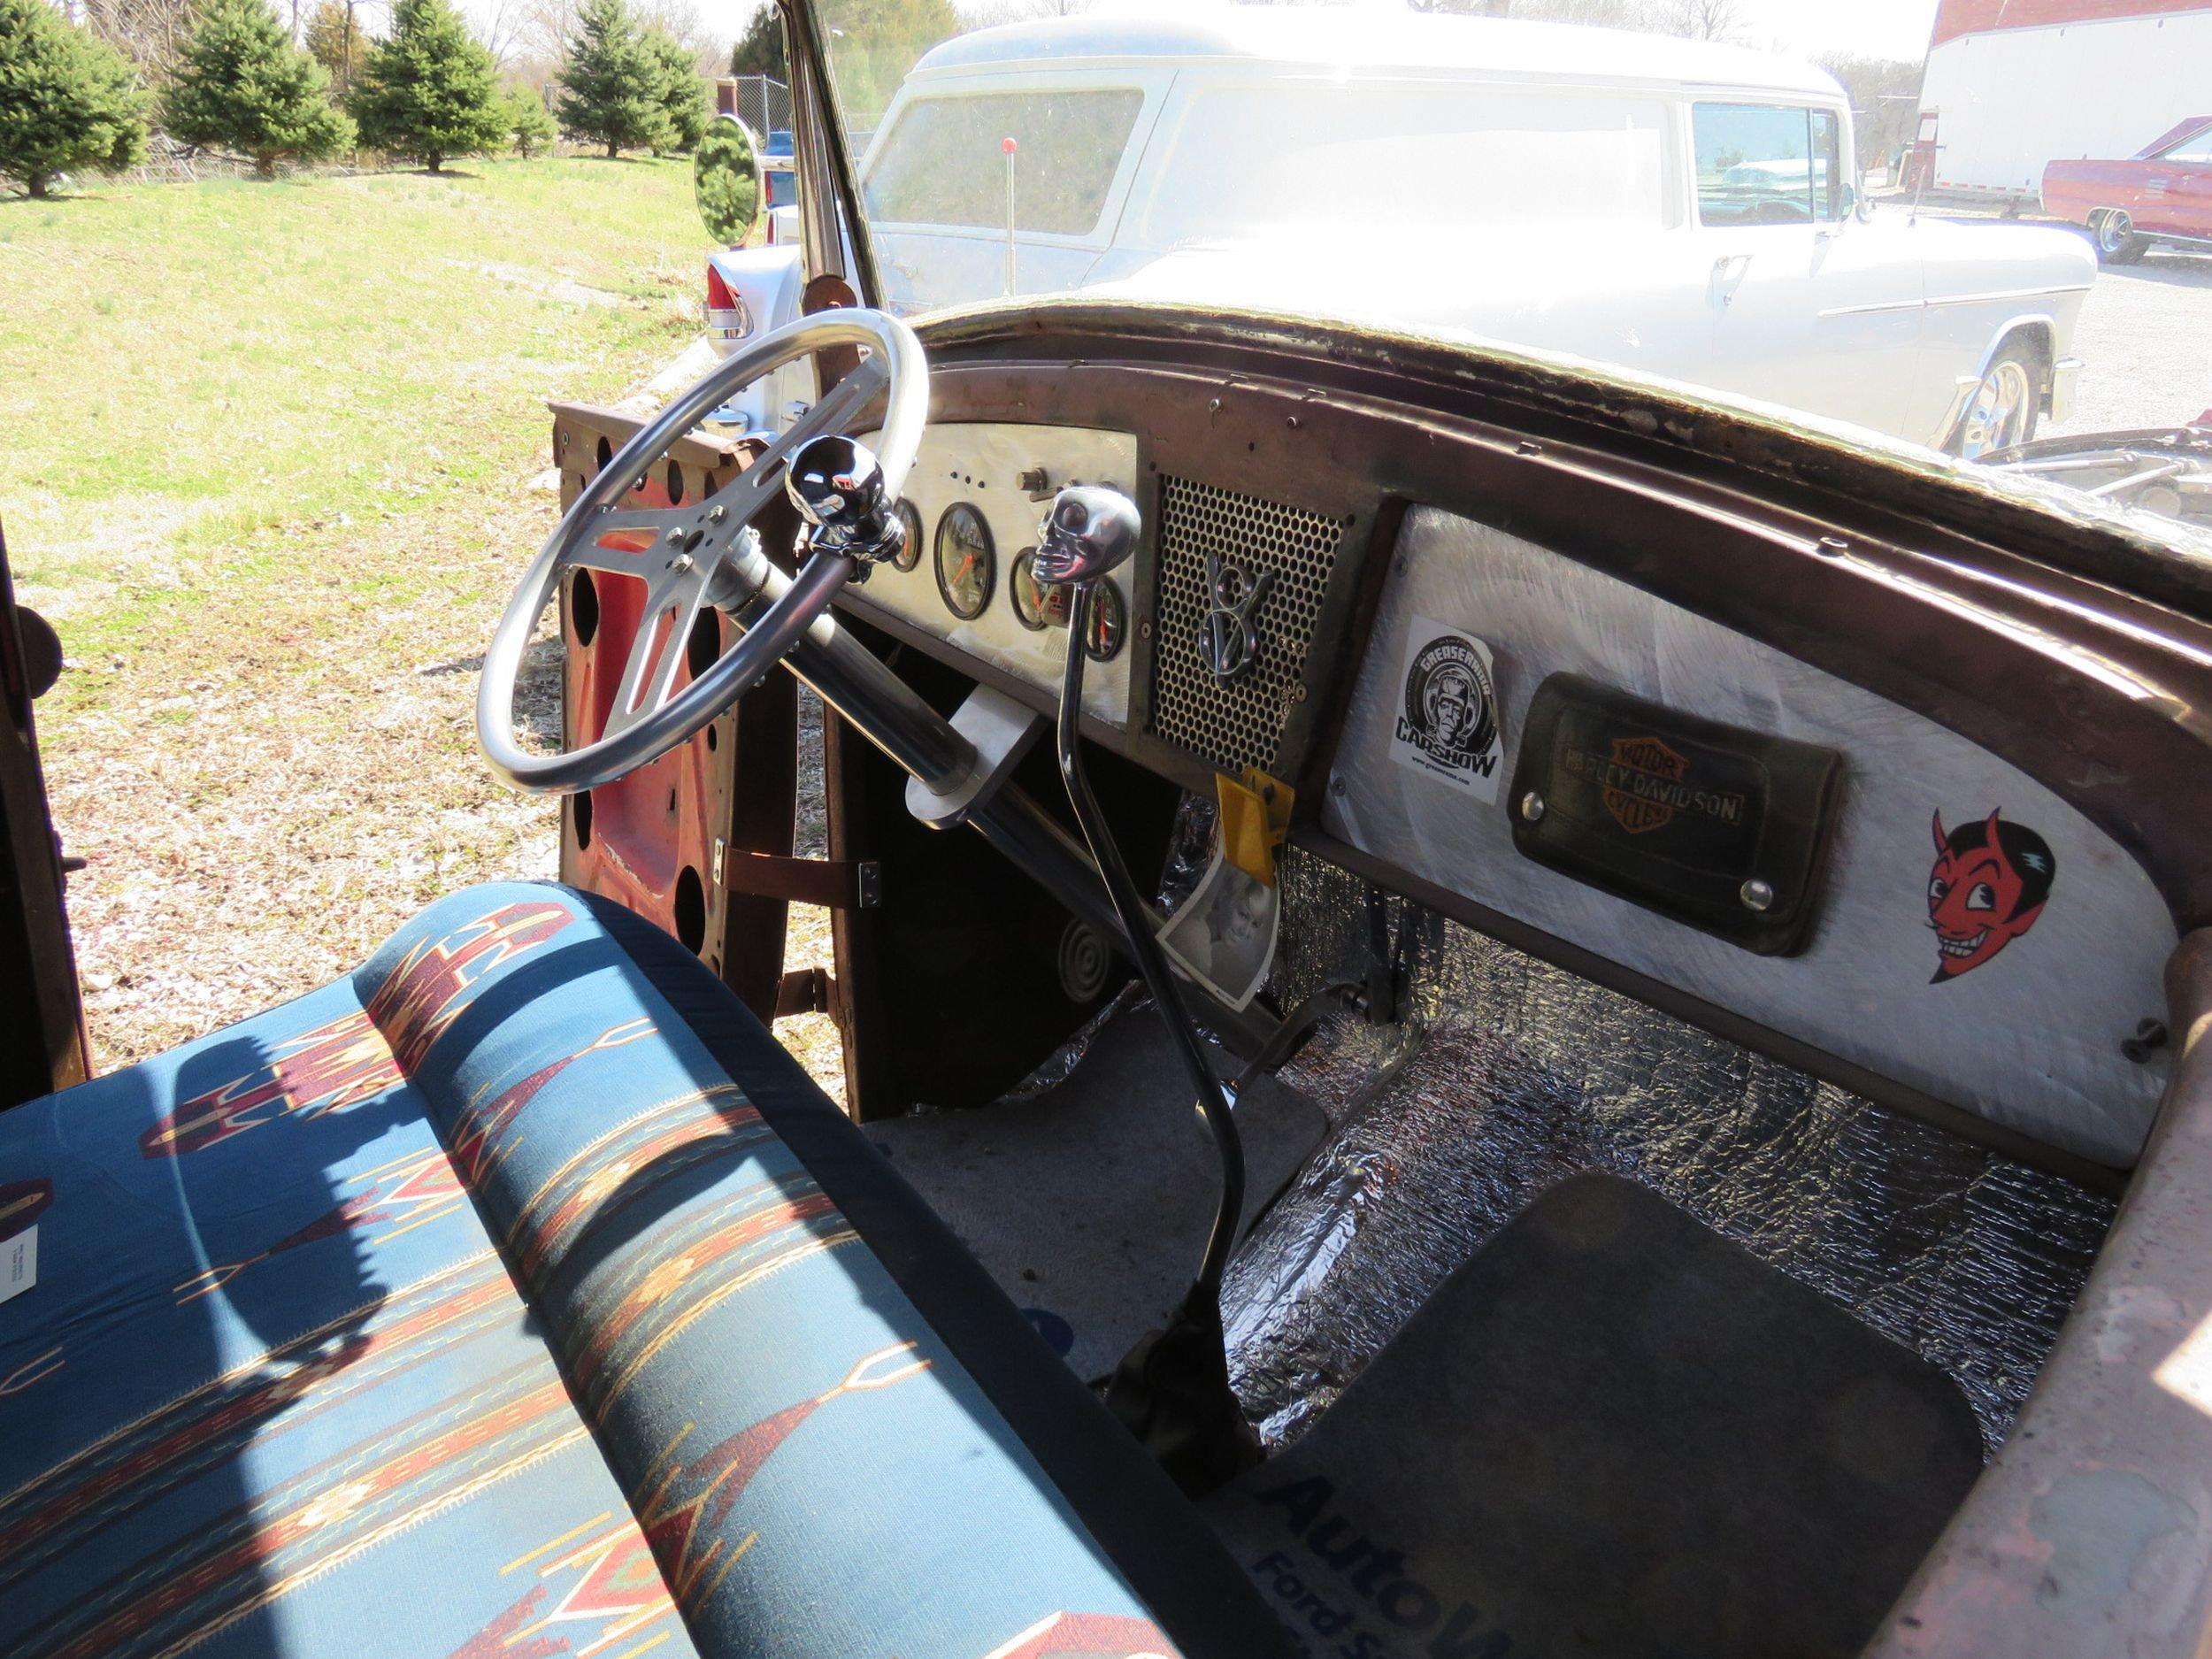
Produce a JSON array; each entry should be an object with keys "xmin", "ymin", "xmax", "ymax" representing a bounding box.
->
[
  {"xmin": 643, "ymin": 30, "xmax": 703, "ymax": 155},
  {"xmin": 347, "ymin": 0, "xmax": 505, "ymax": 173},
  {"xmin": 0, "ymin": 0, "xmax": 149, "ymax": 198},
  {"xmin": 692, "ymin": 113, "xmax": 759, "ymax": 244},
  {"xmin": 502, "ymin": 84, "xmax": 555, "ymax": 157},
  {"xmin": 726, "ymin": 4, "xmax": 783, "ymax": 81},
  {"xmin": 162, "ymin": 0, "xmax": 352, "ymax": 178},
  {"xmin": 552, "ymin": 0, "xmax": 667, "ymax": 160}
]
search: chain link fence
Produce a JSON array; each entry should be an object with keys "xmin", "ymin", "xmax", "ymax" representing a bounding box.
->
[{"xmin": 718, "ymin": 75, "xmax": 793, "ymax": 141}]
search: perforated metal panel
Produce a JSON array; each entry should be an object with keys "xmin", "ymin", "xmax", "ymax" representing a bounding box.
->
[{"xmin": 1148, "ymin": 475, "xmax": 1346, "ymax": 773}]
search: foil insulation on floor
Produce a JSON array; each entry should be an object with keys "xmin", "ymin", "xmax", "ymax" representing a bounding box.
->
[{"xmin": 1217, "ymin": 847, "xmax": 2119, "ymax": 1456}]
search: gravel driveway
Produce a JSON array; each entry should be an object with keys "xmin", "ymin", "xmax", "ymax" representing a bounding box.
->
[{"xmin": 2048, "ymin": 246, "xmax": 2212, "ymax": 438}]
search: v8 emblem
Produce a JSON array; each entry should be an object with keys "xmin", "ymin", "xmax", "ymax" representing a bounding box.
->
[{"xmin": 1198, "ymin": 554, "xmax": 1272, "ymax": 681}]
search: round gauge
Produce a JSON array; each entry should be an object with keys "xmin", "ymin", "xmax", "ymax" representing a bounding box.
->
[
  {"xmin": 1081, "ymin": 580, "xmax": 1127, "ymax": 663},
  {"xmin": 933, "ymin": 503, "xmax": 995, "ymax": 621},
  {"xmin": 892, "ymin": 499, "xmax": 923, "ymax": 572},
  {"xmin": 1010, "ymin": 549, "xmax": 1071, "ymax": 633}
]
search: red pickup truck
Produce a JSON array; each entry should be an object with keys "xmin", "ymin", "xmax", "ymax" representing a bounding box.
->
[{"xmin": 2043, "ymin": 114, "xmax": 2212, "ymax": 264}]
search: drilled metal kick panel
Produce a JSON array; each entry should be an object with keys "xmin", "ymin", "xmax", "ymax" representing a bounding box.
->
[{"xmin": 1148, "ymin": 475, "xmax": 1344, "ymax": 773}]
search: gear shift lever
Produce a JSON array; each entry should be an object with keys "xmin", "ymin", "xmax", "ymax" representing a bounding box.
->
[{"xmin": 1040, "ymin": 485, "xmax": 1258, "ymax": 1491}]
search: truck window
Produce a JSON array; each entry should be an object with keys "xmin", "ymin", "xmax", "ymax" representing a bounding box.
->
[
  {"xmin": 1131, "ymin": 81, "xmax": 1668, "ymax": 248},
  {"xmin": 864, "ymin": 89, "xmax": 1145, "ymax": 237},
  {"xmin": 1694, "ymin": 103, "xmax": 1843, "ymax": 226}
]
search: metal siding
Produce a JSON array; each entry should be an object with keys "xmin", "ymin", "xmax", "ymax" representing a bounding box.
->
[{"xmin": 1932, "ymin": 0, "xmax": 2212, "ymax": 49}]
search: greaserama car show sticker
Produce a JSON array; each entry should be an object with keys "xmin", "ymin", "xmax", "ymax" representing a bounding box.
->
[
  {"xmin": 1392, "ymin": 618, "xmax": 1504, "ymax": 803},
  {"xmin": 1926, "ymin": 809, "xmax": 2055, "ymax": 984}
]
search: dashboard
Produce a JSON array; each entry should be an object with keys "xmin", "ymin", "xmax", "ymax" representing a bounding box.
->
[
  {"xmin": 847, "ymin": 423, "xmax": 1140, "ymax": 725},
  {"xmin": 831, "ymin": 370, "xmax": 2190, "ymax": 1172}
]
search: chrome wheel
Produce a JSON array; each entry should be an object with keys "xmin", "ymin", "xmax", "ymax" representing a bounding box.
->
[
  {"xmin": 1956, "ymin": 357, "xmax": 2035, "ymax": 460},
  {"xmin": 2094, "ymin": 209, "xmax": 2147, "ymax": 265}
]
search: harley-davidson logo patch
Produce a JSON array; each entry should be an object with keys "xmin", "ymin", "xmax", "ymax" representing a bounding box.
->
[
  {"xmin": 1557, "ymin": 733, "xmax": 1748, "ymax": 838},
  {"xmin": 1601, "ymin": 735, "xmax": 1689, "ymax": 833}
]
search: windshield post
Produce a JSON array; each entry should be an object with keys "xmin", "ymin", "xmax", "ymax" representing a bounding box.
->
[{"xmin": 780, "ymin": 0, "xmax": 882, "ymax": 311}]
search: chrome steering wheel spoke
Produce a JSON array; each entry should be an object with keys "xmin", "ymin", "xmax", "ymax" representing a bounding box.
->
[{"xmin": 600, "ymin": 536, "xmax": 722, "ymax": 738}]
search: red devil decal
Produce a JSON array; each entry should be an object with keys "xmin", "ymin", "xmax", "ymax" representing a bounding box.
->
[{"xmin": 1926, "ymin": 809, "xmax": 2055, "ymax": 983}]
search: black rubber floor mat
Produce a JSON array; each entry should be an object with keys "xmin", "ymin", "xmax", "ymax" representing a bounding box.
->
[
  {"xmin": 865, "ymin": 999, "xmax": 1328, "ymax": 1383},
  {"xmin": 1205, "ymin": 1171, "xmax": 1985, "ymax": 1659}
]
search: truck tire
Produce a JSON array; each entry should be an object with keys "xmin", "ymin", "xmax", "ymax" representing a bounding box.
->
[
  {"xmin": 2093, "ymin": 210, "xmax": 2149, "ymax": 265},
  {"xmin": 1951, "ymin": 343, "xmax": 2040, "ymax": 460}
]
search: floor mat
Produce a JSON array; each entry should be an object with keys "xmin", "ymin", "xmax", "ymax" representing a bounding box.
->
[
  {"xmin": 1206, "ymin": 1172, "xmax": 1985, "ymax": 1659},
  {"xmin": 865, "ymin": 997, "xmax": 1329, "ymax": 1382}
]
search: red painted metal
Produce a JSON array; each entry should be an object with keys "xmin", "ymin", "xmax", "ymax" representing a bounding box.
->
[
  {"xmin": 557, "ymin": 466, "xmax": 741, "ymax": 960},
  {"xmin": 1932, "ymin": 0, "xmax": 2212, "ymax": 50}
]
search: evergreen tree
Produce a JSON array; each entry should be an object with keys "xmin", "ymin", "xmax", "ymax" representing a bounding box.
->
[
  {"xmin": 502, "ymin": 84, "xmax": 555, "ymax": 157},
  {"xmin": 303, "ymin": 0, "xmax": 365, "ymax": 98},
  {"xmin": 0, "ymin": 0, "xmax": 149, "ymax": 198},
  {"xmin": 726, "ymin": 4, "xmax": 782, "ymax": 80},
  {"xmin": 162, "ymin": 0, "xmax": 352, "ymax": 177},
  {"xmin": 347, "ymin": 0, "xmax": 505, "ymax": 173},
  {"xmin": 552, "ymin": 0, "xmax": 667, "ymax": 160},
  {"xmin": 643, "ymin": 29, "xmax": 703, "ymax": 155},
  {"xmin": 818, "ymin": 0, "xmax": 956, "ymax": 127}
]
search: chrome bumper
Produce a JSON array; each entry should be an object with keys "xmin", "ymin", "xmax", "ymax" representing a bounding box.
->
[{"xmin": 2049, "ymin": 356, "xmax": 2084, "ymax": 425}]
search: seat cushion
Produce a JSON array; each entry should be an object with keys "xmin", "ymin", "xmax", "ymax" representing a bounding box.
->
[{"xmin": 0, "ymin": 882, "xmax": 1288, "ymax": 1659}]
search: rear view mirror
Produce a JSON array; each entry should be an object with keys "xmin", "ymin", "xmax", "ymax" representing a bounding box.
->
[{"xmin": 695, "ymin": 115, "xmax": 764, "ymax": 248}]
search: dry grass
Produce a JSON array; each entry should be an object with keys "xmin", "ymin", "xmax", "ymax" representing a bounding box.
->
[{"xmin": 3, "ymin": 157, "xmax": 842, "ymax": 1097}]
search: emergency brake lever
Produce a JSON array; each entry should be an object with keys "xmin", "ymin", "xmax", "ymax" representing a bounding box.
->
[{"xmin": 1039, "ymin": 486, "xmax": 1259, "ymax": 1491}]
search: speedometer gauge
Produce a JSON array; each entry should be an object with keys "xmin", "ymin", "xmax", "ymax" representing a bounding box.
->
[
  {"xmin": 892, "ymin": 500, "xmax": 923, "ymax": 572},
  {"xmin": 933, "ymin": 503, "xmax": 995, "ymax": 621}
]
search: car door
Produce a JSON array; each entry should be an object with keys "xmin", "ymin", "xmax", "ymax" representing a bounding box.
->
[
  {"xmin": 1691, "ymin": 103, "xmax": 1925, "ymax": 440},
  {"xmin": 2150, "ymin": 127, "xmax": 2212, "ymax": 239}
]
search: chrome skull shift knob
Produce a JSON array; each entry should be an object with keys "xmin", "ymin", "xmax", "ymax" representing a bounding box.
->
[
  {"xmin": 785, "ymin": 434, "xmax": 902, "ymax": 562},
  {"xmin": 1033, "ymin": 485, "xmax": 1139, "ymax": 586}
]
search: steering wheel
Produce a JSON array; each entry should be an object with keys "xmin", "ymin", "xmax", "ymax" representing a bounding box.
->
[{"xmin": 478, "ymin": 308, "xmax": 927, "ymax": 794}]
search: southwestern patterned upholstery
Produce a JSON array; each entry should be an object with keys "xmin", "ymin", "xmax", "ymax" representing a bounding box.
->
[{"xmin": 0, "ymin": 883, "xmax": 1287, "ymax": 1659}]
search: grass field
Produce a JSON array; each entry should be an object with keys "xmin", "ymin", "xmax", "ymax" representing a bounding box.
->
[{"xmin": 1, "ymin": 157, "xmax": 841, "ymax": 1089}]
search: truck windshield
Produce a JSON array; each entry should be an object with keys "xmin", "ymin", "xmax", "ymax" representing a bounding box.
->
[{"xmin": 865, "ymin": 89, "xmax": 1145, "ymax": 235}]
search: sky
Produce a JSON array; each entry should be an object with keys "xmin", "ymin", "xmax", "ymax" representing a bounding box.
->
[
  {"xmin": 1728, "ymin": 0, "xmax": 1940, "ymax": 61},
  {"xmin": 682, "ymin": 0, "xmax": 1945, "ymax": 67}
]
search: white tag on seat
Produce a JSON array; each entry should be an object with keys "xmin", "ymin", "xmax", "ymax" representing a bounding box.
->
[{"xmin": 1, "ymin": 1225, "xmax": 37, "ymax": 1306}]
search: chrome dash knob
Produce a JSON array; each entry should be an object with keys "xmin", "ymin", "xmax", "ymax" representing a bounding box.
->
[{"xmin": 786, "ymin": 434, "xmax": 902, "ymax": 562}]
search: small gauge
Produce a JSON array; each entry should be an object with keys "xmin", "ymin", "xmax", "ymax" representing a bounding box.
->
[
  {"xmin": 1081, "ymin": 581, "xmax": 1127, "ymax": 663},
  {"xmin": 892, "ymin": 500, "xmax": 923, "ymax": 572},
  {"xmin": 1009, "ymin": 549, "xmax": 1072, "ymax": 633},
  {"xmin": 933, "ymin": 503, "xmax": 995, "ymax": 621}
]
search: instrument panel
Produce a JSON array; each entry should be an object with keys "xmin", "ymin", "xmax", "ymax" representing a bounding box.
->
[
  {"xmin": 833, "ymin": 360, "xmax": 2188, "ymax": 1172},
  {"xmin": 847, "ymin": 423, "xmax": 1140, "ymax": 725}
]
